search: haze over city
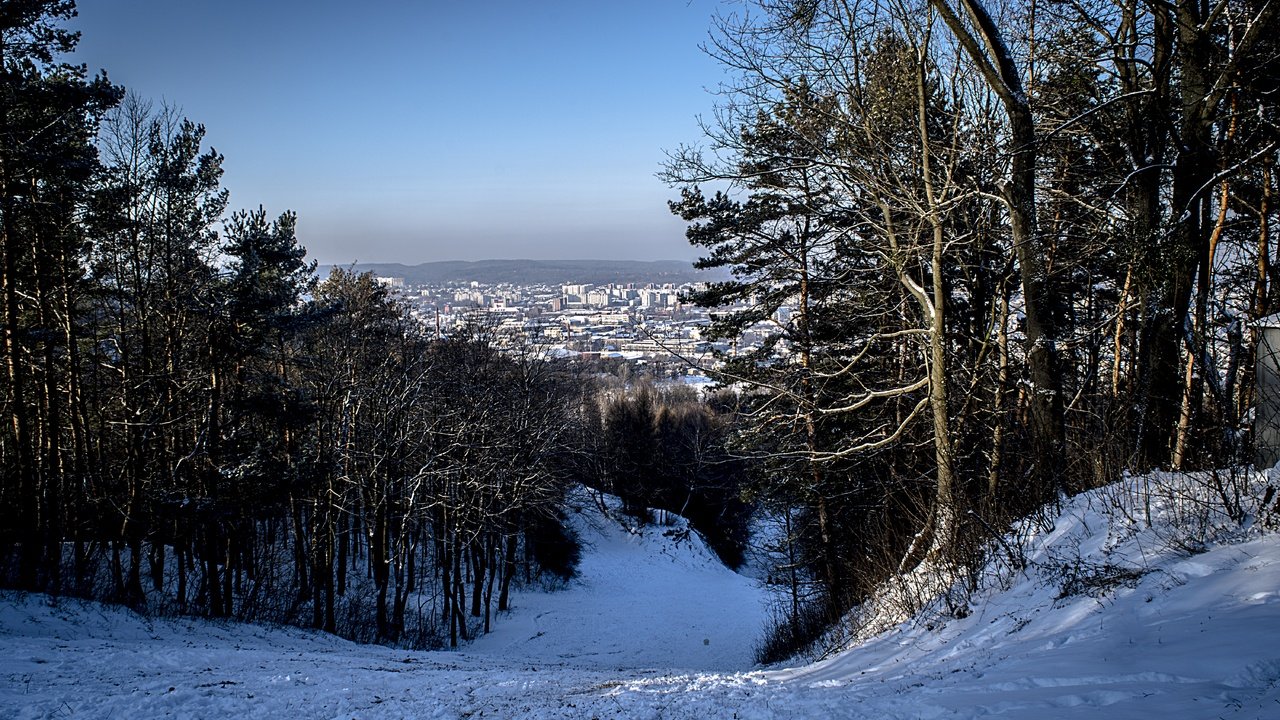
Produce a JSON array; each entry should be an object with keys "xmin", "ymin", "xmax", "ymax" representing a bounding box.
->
[{"xmin": 73, "ymin": 0, "xmax": 725, "ymax": 266}]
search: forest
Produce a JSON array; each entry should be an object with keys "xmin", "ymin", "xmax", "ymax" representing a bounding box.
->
[
  {"xmin": 2, "ymin": 0, "xmax": 1278, "ymax": 658},
  {"xmin": 662, "ymin": 0, "xmax": 1279, "ymax": 657}
]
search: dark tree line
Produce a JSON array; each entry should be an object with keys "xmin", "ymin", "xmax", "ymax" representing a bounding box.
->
[
  {"xmin": 665, "ymin": 0, "xmax": 1280, "ymax": 647},
  {"xmin": 584, "ymin": 381, "xmax": 753, "ymax": 568},
  {"xmin": 0, "ymin": 2, "xmax": 606, "ymax": 648}
]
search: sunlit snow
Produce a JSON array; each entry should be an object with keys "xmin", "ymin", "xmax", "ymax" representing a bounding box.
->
[{"xmin": 4, "ymin": 475, "xmax": 1280, "ymax": 719}]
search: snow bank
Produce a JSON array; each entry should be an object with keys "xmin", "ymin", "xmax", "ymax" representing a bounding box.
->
[
  {"xmin": 763, "ymin": 468, "xmax": 1280, "ymax": 718},
  {"xmin": 3, "ymin": 471, "xmax": 1279, "ymax": 718}
]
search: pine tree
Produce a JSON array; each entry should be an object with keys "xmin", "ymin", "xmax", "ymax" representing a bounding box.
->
[{"xmin": 0, "ymin": 0, "xmax": 120, "ymax": 590}]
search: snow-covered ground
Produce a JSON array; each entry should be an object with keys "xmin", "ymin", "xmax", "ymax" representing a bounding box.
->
[
  {"xmin": 466, "ymin": 488, "xmax": 768, "ymax": 670},
  {"xmin": 4, "ymin": 474, "xmax": 1280, "ymax": 719}
]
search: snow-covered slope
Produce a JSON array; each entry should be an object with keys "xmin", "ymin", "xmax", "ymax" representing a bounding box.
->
[
  {"xmin": 465, "ymin": 487, "xmax": 769, "ymax": 670},
  {"xmin": 3, "ymin": 474, "xmax": 1279, "ymax": 719},
  {"xmin": 767, "ymin": 472, "xmax": 1280, "ymax": 718}
]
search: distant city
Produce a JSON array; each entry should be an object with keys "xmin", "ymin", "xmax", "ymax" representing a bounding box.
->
[{"xmin": 355, "ymin": 265, "xmax": 784, "ymax": 387}]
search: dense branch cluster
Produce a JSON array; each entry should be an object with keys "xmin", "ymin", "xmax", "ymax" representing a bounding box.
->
[
  {"xmin": 665, "ymin": 0, "xmax": 1280, "ymax": 647},
  {"xmin": 0, "ymin": 3, "xmax": 601, "ymax": 647}
]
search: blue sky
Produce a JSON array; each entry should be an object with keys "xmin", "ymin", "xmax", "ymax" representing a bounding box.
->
[{"xmin": 73, "ymin": 0, "xmax": 726, "ymax": 265}]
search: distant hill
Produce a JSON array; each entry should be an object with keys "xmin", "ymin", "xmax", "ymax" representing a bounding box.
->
[{"xmin": 317, "ymin": 259, "xmax": 726, "ymax": 286}]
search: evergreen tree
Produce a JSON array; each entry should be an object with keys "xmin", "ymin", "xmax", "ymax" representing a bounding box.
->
[
  {"xmin": 84, "ymin": 95, "xmax": 227, "ymax": 603},
  {"xmin": 0, "ymin": 0, "xmax": 120, "ymax": 590}
]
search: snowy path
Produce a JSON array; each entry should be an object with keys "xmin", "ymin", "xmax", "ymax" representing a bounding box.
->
[
  {"xmin": 464, "ymin": 490, "xmax": 769, "ymax": 671},
  {"xmin": 4, "ymin": 479, "xmax": 1280, "ymax": 718}
]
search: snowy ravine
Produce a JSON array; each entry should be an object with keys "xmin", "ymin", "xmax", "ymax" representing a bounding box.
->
[
  {"xmin": 4, "ymin": 477, "xmax": 1280, "ymax": 719},
  {"xmin": 464, "ymin": 489, "xmax": 769, "ymax": 671}
]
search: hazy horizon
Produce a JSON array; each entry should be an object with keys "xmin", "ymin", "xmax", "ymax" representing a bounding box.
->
[{"xmin": 317, "ymin": 257, "xmax": 701, "ymax": 266}]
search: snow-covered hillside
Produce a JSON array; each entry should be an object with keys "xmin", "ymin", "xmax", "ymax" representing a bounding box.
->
[
  {"xmin": 466, "ymin": 487, "xmax": 769, "ymax": 670},
  {"xmin": 3, "ymin": 475, "xmax": 1279, "ymax": 719}
]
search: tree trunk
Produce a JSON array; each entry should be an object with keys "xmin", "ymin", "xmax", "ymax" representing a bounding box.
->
[
  {"xmin": 498, "ymin": 531, "xmax": 518, "ymax": 612},
  {"xmin": 0, "ymin": 169, "xmax": 41, "ymax": 589},
  {"xmin": 932, "ymin": 0, "xmax": 1067, "ymax": 495}
]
